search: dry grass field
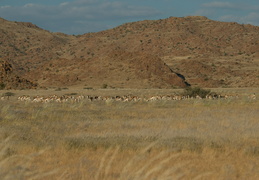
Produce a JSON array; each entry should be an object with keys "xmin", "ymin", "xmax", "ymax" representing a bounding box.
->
[{"xmin": 0, "ymin": 88, "xmax": 259, "ymax": 180}]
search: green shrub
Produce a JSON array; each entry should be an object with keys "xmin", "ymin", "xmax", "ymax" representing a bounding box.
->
[
  {"xmin": 182, "ymin": 87, "xmax": 211, "ymax": 98},
  {"xmin": 55, "ymin": 88, "xmax": 62, "ymax": 91},
  {"xmin": 102, "ymin": 84, "xmax": 108, "ymax": 89},
  {"xmin": 83, "ymin": 87, "xmax": 93, "ymax": 90},
  {"xmin": 0, "ymin": 83, "xmax": 5, "ymax": 90},
  {"xmin": 65, "ymin": 93, "xmax": 78, "ymax": 96},
  {"xmin": 4, "ymin": 92, "xmax": 15, "ymax": 97},
  {"xmin": 3, "ymin": 92, "xmax": 15, "ymax": 100}
]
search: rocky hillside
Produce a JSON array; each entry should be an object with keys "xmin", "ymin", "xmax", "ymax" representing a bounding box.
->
[
  {"xmin": 0, "ymin": 60, "xmax": 37, "ymax": 89},
  {"xmin": 0, "ymin": 16, "xmax": 259, "ymax": 89}
]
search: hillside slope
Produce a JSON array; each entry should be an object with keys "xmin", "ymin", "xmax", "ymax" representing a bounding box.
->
[
  {"xmin": 0, "ymin": 16, "xmax": 259, "ymax": 89},
  {"xmin": 0, "ymin": 60, "xmax": 37, "ymax": 89}
]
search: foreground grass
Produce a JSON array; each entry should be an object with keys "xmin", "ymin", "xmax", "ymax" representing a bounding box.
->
[{"xmin": 0, "ymin": 96, "xmax": 259, "ymax": 179}]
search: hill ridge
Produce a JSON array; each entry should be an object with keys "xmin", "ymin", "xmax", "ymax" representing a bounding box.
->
[{"xmin": 0, "ymin": 16, "xmax": 258, "ymax": 89}]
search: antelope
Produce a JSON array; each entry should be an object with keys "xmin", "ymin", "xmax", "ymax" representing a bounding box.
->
[{"xmin": 249, "ymin": 93, "xmax": 256, "ymax": 100}]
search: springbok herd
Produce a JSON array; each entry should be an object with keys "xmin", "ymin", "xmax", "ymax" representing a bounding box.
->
[{"xmin": 0, "ymin": 93, "xmax": 256, "ymax": 103}]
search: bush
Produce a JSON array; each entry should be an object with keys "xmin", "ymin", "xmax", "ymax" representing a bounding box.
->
[
  {"xmin": 83, "ymin": 87, "xmax": 93, "ymax": 90},
  {"xmin": 182, "ymin": 87, "xmax": 211, "ymax": 98},
  {"xmin": 65, "ymin": 93, "xmax": 78, "ymax": 96},
  {"xmin": 55, "ymin": 88, "xmax": 62, "ymax": 91},
  {"xmin": 0, "ymin": 83, "xmax": 5, "ymax": 90},
  {"xmin": 4, "ymin": 92, "xmax": 15, "ymax": 97},
  {"xmin": 102, "ymin": 84, "xmax": 108, "ymax": 89},
  {"xmin": 3, "ymin": 92, "xmax": 15, "ymax": 100}
]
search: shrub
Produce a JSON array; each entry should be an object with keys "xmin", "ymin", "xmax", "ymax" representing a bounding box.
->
[
  {"xmin": 4, "ymin": 92, "xmax": 15, "ymax": 97},
  {"xmin": 3, "ymin": 92, "xmax": 15, "ymax": 100},
  {"xmin": 55, "ymin": 88, "xmax": 62, "ymax": 91},
  {"xmin": 65, "ymin": 93, "xmax": 78, "ymax": 96},
  {"xmin": 182, "ymin": 87, "xmax": 211, "ymax": 98},
  {"xmin": 102, "ymin": 84, "xmax": 108, "ymax": 89},
  {"xmin": 0, "ymin": 83, "xmax": 5, "ymax": 90}
]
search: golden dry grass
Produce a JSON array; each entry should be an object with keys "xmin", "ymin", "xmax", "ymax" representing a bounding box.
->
[{"xmin": 0, "ymin": 88, "xmax": 259, "ymax": 179}]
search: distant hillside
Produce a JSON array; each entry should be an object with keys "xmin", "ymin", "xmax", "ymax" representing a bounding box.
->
[
  {"xmin": 0, "ymin": 60, "xmax": 37, "ymax": 89},
  {"xmin": 0, "ymin": 16, "xmax": 258, "ymax": 89}
]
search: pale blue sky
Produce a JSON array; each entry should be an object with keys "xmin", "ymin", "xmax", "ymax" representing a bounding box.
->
[{"xmin": 1, "ymin": 0, "xmax": 259, "ymax": 34}]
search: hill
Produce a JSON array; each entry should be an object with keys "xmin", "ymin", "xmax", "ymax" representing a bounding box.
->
[
  {"xmin": 0, "ymin": 16, "xmax": 259, "ymax": 89},
  {"xmin": 0, "ymin": 60, "xmax": 37, "ymax": 89}
]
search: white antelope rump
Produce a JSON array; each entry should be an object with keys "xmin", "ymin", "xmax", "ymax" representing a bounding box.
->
[{"xmin": 249, "ymin": 93, "xmax": 256, "ymax": 100}]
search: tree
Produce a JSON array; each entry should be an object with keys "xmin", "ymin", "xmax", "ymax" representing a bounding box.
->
[
  {"xmin": 182, "ymin": 87, "xmax": 211, "ymax": 98},
  {"xmin": 3, "ymin": 92, "xmax": 15, "ymax": 100}
]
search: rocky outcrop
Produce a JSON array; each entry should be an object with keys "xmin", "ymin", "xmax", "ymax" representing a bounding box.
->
[{"xmin": 0, "ymin": 60, "xmax": 37, "ymax": 89}]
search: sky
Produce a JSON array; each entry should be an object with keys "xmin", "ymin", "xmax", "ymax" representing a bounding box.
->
[{"xmin": 0, "ymin": 0, "xmax": 259, "ymax": 35}]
